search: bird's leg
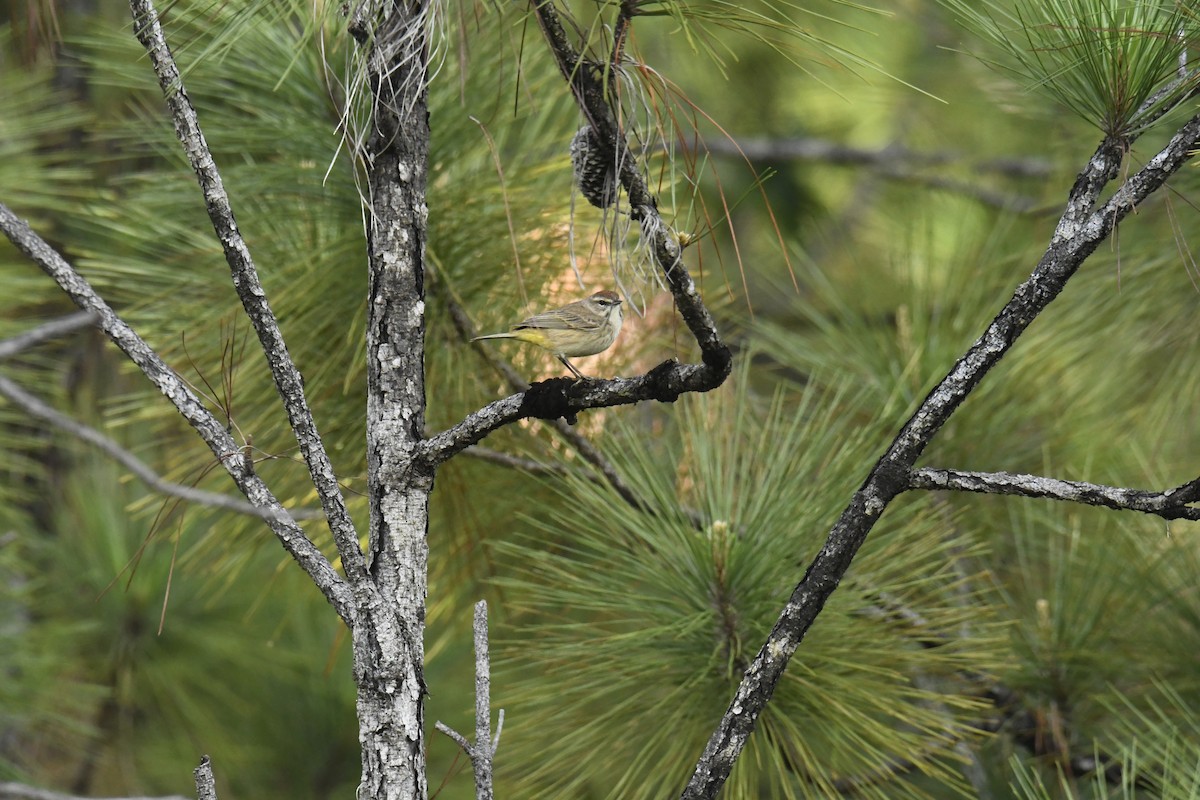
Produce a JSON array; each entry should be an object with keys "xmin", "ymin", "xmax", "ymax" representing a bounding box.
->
[{"xmin": 558, "ymin": 355, "xmax": 585, "ymax": 380}]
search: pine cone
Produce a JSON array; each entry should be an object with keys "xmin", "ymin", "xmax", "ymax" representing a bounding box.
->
[{"xmin": 570, "ymin": 125, "xmax": 618, "ymax": 209}]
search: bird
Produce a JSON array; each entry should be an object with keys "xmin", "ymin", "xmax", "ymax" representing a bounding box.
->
[{"xmin": 471, "ymin": 290, "xmax": 624, "ymax": 379}]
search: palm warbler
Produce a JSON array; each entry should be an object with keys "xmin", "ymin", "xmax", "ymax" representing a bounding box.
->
[{"xmin": 472, "ymin": 290, "xmax": 624, "ymax": 379}]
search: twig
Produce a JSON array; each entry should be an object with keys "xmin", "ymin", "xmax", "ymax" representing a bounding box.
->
[
  {"xmin": 0, "ymin": 784, "xmax": 189, "ymax": 800},
  {"xmin": 127, "ymin": 0, "xmax": 363, "ymax": 580},
  {"xmin": 694, "ymin": 137, "xmax": 1046, "ymax": 212},
  {"xmin": 679, "ymin": 110, "xmax": 1200, "ymax": 799},
  {"xmin": 609, "ymin": 0, "xmax": 636, "ymax": 69},
  {"xmin": 435, "ymin": 601, "xmax": 499, "ymax": 800},
  {"xmin": 462, "ymin": 445, "xmax": 576, "ymax": 476},
  {"xmin": 434, "ymin": 721, "xmax": 470, "ymax": 751},
  {"xmin": 909, "ymin": 468, "xmax": 1200, "ymax": 521},
  {"xmin": 471, "ymin": 600, "xmax": 495, "ymax": 800},
  {"xmin": 698, "ymin": 137, "xmax": 1054, "ymax": 177},
  {"xmin": 0, "ymin": 311, "xmax": 97, "ymax": 359},
  {"xmin": 193, "ymin": 756, "xmax": 217, "ymax": 800},
  {"xmin": 0, "ymin": 373, "xmax": 324, "ymax": 520},
  {"xmin": 0, "ymin": 204, "xmax": 354, "ymax": 624}
]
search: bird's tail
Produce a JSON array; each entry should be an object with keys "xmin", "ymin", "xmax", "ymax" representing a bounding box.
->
[{"xmin": 470, "ymin": 332, "xmax": 517, "ymax": 342}]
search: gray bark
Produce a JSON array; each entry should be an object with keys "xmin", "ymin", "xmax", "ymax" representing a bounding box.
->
[{"xmin": 353, "ymin": 3, "xmax": 433, "ymax": 797}]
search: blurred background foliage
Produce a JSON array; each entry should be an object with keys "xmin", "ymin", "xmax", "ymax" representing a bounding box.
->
[{"xmin": 2, "ymin": 0, "xmax": 1200, "ymax": 798}]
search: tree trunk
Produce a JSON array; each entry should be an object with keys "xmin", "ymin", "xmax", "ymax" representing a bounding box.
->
[{"xmin": 355, "ymin": 2, "xmax": 432, "ymax": 797}]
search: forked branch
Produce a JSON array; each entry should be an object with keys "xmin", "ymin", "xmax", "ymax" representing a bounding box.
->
[
  {"xmin": 0, "ymin": 205, "xmax": 355, "ymax": 623},
  {"xmin": 435, "ymin": 601, "xmax": 502, "ymax": 800}
]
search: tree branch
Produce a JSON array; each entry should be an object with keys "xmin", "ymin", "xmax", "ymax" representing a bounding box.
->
[
  {"xmin": 0, "ymin": 204, "xmax": 354, "ymax": 624},
  {"xmin": 908, "ymin": 467, "xmax": 1200, "ymax": 521},
  {"xmin": 0, "ymin": 313, "xmax": 320, "ymax": 521},
  {"xmin": 531, "ymin": 1, "xmax": 730, "ymax": 371},
  {"xmin": 421, "ymin": 0, "xmax": 733, "ymax": 472},
  {"xmin": 0, "ymin": 310, "xmax": 97, "ymax": 359},
  {"xmin": 434, "ymin": 601, "xmax": 499, "ymax": 800},
  {"xmin": 680, "ymin": 112, "xmax": 1200, "ymax": 799},
  {"xmin": 0, "ymin": 373, "xmax": 324, "ymax": 520},
  {"xmin": 0, "ymin": 784, "xmax": 189, "ymax": 800},
  {"xmin": 127, "ymin": 0, "xmax": 364, "ymax": 580},
  {"xmin": 697, "ymin": 136, "xmax": 1053, "ymax": 177},
  {"xmin": 193, "ymin": 756, "xmax": 217, "ymax": 800},
  {"xmin": 419, "ymin": 360, "xmax": 709, "ymax": 468}
]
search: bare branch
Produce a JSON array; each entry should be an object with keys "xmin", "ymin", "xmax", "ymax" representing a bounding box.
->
[
  {"xmin": 434, "ymin": 721, "xmax": 471, "ymax": 752},
  {"xmin": 492, "ymin": 709, "xmax": 505, "ymax": 752},
  {"xmin": 697, "ymin": 137, "xmax": 1046, "ymax": 212},
  {"xmin": 461, "ymin": 445, "xmax": 575, "ymax": 476},
  {"xmin": 419, "ymin": 360, "xmax": 709, "ymax": 468},
  {"xmin": 909, "ymin": 468, "xmax": 1200, "ymax": 521},
  {"xmin": 0, "ymin": 374, "xmax": 324, "ymax": 520},
  {"xmin": 0, "ymin": 311, "xmax": 97, "ymax": 359},
  {"xmin": 697, "ymin": 136, "xmax": 1054, "ymax": 178},
  {"xmin": 680, "ymin": 112, "xmax": 1200, "ymax": 799},
  {"xmin": 434, "ymin": 601, "xmax": 498, "ymax": 800},
  {"xmin": 471, "ymin": 600, "xmax": 496, "ymax": 800},
  {"xmin": 0, "ymin": 784, "xmax": 189, "ymax": 800},
  {"xmin": 127, "ymin": 0, "xmax": 364, "ymax": 580},
  {"xmin": 0, "ymin": 204, "xmax": 354, "ymax": 624},
  {"xmin": 193, "ymin": 756, "xmax": 217, "ymax": 800}
]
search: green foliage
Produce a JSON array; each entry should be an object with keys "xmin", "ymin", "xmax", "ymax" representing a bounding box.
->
[
  {"xmin": 937, "ymin": 0, "xmax": 1200, "ymax": 136},
  {"xmin": 1, "ymin": 446, "xmax": 359, "ymax": 795},
  {"xmin": 1007, "ymin": 752, "xmax": 1135, "ymax": 800},
  {"xmin": 1103, "ymin": 684, "xmax": 1200, "ymax": 799},
  {"xmin": 0, "ymin": 32, "xmax": 92, "ymax": 220},
  {"xmin": 594, "ymin": 0, "xmax": 886, "ymax": 79},
  {"xmin": 493, "ymin": 371, "xmax": 1006, "ymax": 799},
  {"xmin": 0, "ymin": 23, "xmax": 99, "ymax": 517},
  {"xmin": 995, "ymin": 506, "xmax": 1200, "ymax": 747},
  {"xmin": 547, "ymin": 1, "xmax": 834, "ymax": 73},
  {"xmin": 1008, "ymin": 683, "xmax": 1200, "ymax": 799},
  {"xmin": 6, "ymin": 0, "xmax": 1200, "ymax": 798}
]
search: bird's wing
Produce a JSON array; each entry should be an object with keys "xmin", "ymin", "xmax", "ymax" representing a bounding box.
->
[{"xmin": 515, "ymin": 303, "xmax": 602, "ymax": 332}]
